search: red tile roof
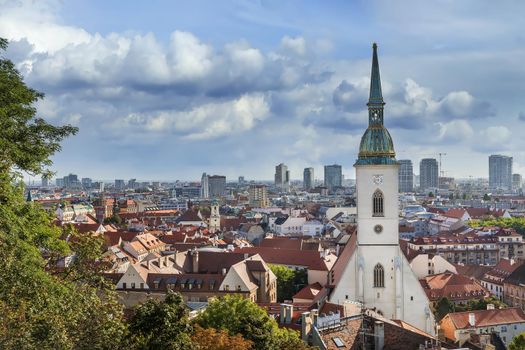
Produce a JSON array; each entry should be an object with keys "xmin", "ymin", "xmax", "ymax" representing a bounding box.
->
[
  {"xmin": 234, "ymin": 246, "xmax": 334, "ymax": 271},
  {"xmin": 447, "ymin": 308, "xmax": 525, "ymax": 329}
]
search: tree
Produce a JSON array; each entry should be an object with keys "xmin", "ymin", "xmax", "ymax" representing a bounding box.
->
[
  {"xmin": 0, "ymin": 38, "xmax": 126, "ymax": 349},
  {"xmin": 483, "ymin": 193, "xmax": 491, "ymax": 201},
  {"xmin": 128, "ymin": 291, "xmax": 194, "ymax": 350},
  {"xmin": 195, "ymin": 295, "xmax": 311, "ymax": 350},
  {"xmin": 428, "ymin": 192, "xmax": 434, "ymax": 198},
  {"xmin": 510, "ymin": 333, "xmax": 525, "ymax": 350},
  {"xmin": 270, "ymin": 264, "xmax": 307, "ymax": 302},
  {"xmin": 192, "ymin": 325, "xmax": 253, "ymax": 350},
  {"xmin": 435, "ymin": 297, "xmax": 455, "ymax": 321}
]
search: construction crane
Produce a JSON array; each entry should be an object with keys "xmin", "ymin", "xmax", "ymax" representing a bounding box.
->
[{"xmin": 438, "ymin": 153, "xmax": 447, "ymax": 178}]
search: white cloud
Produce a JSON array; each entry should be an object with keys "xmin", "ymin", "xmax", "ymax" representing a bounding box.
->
[
  {"xmin": 113, "ymin": 94, "xmax": 270, "ymax": 140},
  {"xmin": 281, "ymin": 35, "xmax": 306, "ymax": 56},
  {"xmin": 436, "ymin": 119, "xmax": 473, "ymax": 142}
]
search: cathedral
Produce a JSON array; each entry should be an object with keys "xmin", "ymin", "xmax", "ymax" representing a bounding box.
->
[{"xmin": 329, "ymin": 43, "xmax": 436, "ymax": 335}]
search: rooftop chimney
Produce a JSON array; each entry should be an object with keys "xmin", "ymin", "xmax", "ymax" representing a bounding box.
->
[
  {"xmin": 374, "ymin": 321, "xmax": 385, "ymax": 350},
  {"xmin": 468, "ymin": 313, "xmax": 476, "ymax": 327},
  {"xmin": 191, "ymin": 249, "xmax": 199, "ymax": 273}
]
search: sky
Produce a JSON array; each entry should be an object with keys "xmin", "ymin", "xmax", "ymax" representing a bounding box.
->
[{"xmin": 1, "ymin": 0, "xmax": 525, "ymax": 182}]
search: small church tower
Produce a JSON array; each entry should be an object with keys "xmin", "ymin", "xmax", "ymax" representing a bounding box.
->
[
  {"xmin": 208, "ymin": 199, "xmax": 220, "ymax": 233},
  {"xmin": 329, "ymin": 43, "xmax": 435, "ymax": 334}
]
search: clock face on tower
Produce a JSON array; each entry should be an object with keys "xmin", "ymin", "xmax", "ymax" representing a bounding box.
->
[{"xmin": 372, "ymin": 174, "xmax": 384, "ymax": 185}]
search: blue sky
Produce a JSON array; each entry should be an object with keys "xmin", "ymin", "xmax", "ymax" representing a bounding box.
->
[{"xmin": 2, "ymin": 0, "xmax": 525, "ymax": 181}]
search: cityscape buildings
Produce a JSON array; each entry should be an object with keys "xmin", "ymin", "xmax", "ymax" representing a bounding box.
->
[
  {"xmin": 200, "ymin": 172, "xmax": 209, "ymax": 198},
  {"xmin": 329, "ymin": 44, "xmax": 434, "ymax": 334},
  {"xmin": 303, "ymin": 167, "xmax": 314, "ymax": 190},
  {"xmin": 248, "ymin": 184, "xmax": 269, "ymax": 208},
  {"xmin": 398, "ymin": 159, "xmax": 413, "ymax": 193},
  {"xmin": 115, "ymin": 179, "xmax": 125, "ymax": 190},
  {"xmin": 324, "ymin": 164, "xmax": 342, "ymax": 192},
  {"xmin": 513, "ymin": 173, "xmax": 523, "ymax": 192},
  {"xmin": 274, "ymin": 163, "xmax": 290, "ymax": 192},
  {"xmin": 207, "ymin": 175, "xmax": 226, "ymax": 198},
  {"xmin": 489, "ymin": 154, "xmax": 513, "ymax": 190},
  {"xmin": 419, "ymin": 158, "xmax": 438, "ymax": 192}
]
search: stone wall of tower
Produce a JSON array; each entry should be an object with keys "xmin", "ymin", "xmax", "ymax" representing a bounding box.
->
[{"xmin": 356, "ymin": 164, "xmax": 400, "ymax": 245}]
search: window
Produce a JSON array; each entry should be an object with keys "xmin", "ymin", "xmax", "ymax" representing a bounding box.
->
[
  {"xmin": 122, "ymin": 283, "xmax": 127, "ymax": 289},
  {"xmin": 372, "ymin": 190, "xmax": 384, "ymax": 217},
  {"xmin": 131, "ymin": 282, "xmax": 136, "ymax": 289},
  {"xmin": 374, "ymin": 263, "xmax": 385, "ymax": 288},
  {"xmin": 332, "ymin": 337, "xmax": 345, "ymax": 348},
  {"xmin": 140, "ymin": 283, "xmax": 144, "ymax": 289}
]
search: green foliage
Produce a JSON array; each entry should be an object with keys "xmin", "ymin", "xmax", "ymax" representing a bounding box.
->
[
  {"xmin": 483, "ymin": 193, "xmax": 491, "ymax": 201},
  {"xmin": 195, "ymin": 295, "xmax": 310, "ymax": 350},
  {"xmin": 0, "ymin": 39, "xmax": 125, "ymax": 349},
  {"xmin": 435, "ymin": 297, "xmax": 455, "ymax": 321},
  {"xmin": 468, "ymin": 217, "xmax": 525, "ymax": 236},
  {"xmin": 510, "ymin": 333, "xmax": 525, "ymax": 350},
  {"xmin": 455, "ymin": 297, "xmax": 506, "ymax": 313},
  {"xmin": 428, "ymin": 192, "xmax": 434, "ymax": 198},
  {"xmin": 0, "ymin": 38, "xmax": 77, "ymax": 180},
  {"xmin": 269, "ymin": 264, "xmax": 308, "ymax": 302},
  {"xmin": 128, "ymin": 291, "xmax": 194, "ymax": 350}
]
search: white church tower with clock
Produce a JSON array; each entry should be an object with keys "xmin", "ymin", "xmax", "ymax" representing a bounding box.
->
[{"xmin": 329, "ymin": 43, "xmax": 435, "ymax": 334}]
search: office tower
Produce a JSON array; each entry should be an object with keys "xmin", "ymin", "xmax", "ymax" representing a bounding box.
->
[
  {"xmin": 81, "ymin": 177, "xmax": 92, "ymax": 189},
  {"xmin": 238, "ymin": 176, "xmax": 245, "ymax": 185},
  {"xmin": 249, "ymin": 184, "xmax": 268, "ymax": 208},
  {"xmin": 512, "ymin": 174, "xmax": 522, "ymax": 191},
  {"xmin": 200, "ymin": 173, "xmax": 209, "ymax": 198},
  {"xmin": 128, "ymin": 178, "xmax": 137, "ymax": 189},
  {"xmin": 324, "ymin": 164, "xmax": 342, "ymax": 192},
  {"xmin": 419, "ymin": 158, "xmax": 438, "ymax": 191},
  {"xmin": 303, "ymin": 167, "xmax": 314, "ymax": 190},
  {"xmin": 56, "ymin": 178, "xmax": 64, "ymax": 187},
  {"xmin": 489, "ymin": 155, "xmax": 513, "ymax": 190},
  {"xmin": 41, "ymin": 176, "xmax": 49, "ymax": 188},
  {"xmin": 208, "ymin": 175, "xmax": 226, "ymax": 197},
  {"xmin": 274, "ymin": 163, "xmax": 290, "ymax": 192},
  {"xmin": 115, "ymin": 179, "xmax": 125, "ymax": 190},
  {"xmin": 398, "ymin": 160, "xmax": 414, "ymax": 192}
]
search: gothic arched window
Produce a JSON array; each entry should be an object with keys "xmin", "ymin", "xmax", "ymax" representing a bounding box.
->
[
  {"xmin": 374, "ymin": 263, "xmax": 384, "ymax": 288},
  {"xmin": 372, "ymin": 190, "xmax": 384, "ymax": 217}
]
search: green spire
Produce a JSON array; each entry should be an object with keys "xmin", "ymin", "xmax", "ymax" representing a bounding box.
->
[
  {"xmin": 368, "ymin": 43, "xmax": 384, "ymax": 105},
  {"xmin": 355, "ymin": 43, "xmax": 397, "ymax": 166}
]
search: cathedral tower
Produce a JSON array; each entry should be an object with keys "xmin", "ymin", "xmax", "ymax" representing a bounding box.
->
[{"xmin": 329, "ymin": 44, "xmax": 435, "ymax": 335}]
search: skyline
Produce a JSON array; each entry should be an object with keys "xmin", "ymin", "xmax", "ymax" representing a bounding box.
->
[{"xmin": 2, "ymin": 0, "xmax": 525, "ymax": 180}]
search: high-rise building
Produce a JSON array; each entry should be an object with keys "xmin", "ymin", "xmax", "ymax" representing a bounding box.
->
[
  {"xmin": 489, "ymin": 155, "xmax": 513, "ymax": 190},
  {"xmin": 238, "ymin": 176, "xmax": 245, "ymax": 185},
  {"xmin": 249, "ymin": 184, "xmax": 268, "ymax": 208},
  {"xmin": 41, "ymin": 176, "xmax": 49, "ymax": 188},
  {"xmin": 208, "ymin": 175, "xmax": 226, "ymax": 198},
  {"xmin": 127, "ymin": 178, "xmax": 137, "ymax": 189},
  {"xmin": 274, "ymin": 163, "xmax": 290, "ymax": 192},
  {"xmin": 324, "ymin": 164, "xmax": 342, "ymax": 192},
  {"xmin": 81, "ymin": 177, "xmax": 92, "ymax": 189},
  {"xmin": 303, "ymin": 167, "xmax": 314, "ymax": 190},
  {"xmin": 115, "ymin": 179, "xmax": 125, "ymax": 190},
  {"xmin": 329, "ymin": 43, "xmax": 434, "ymax": 334},
  {"xmin": 200, "ymin": 173, "xmax": 209, "ymax": 198},
  {"xmin": 512, "ymin": 174, "xmax": 522, "ymax": 191},
  {"xmin": 398, "ymin": 160, "xmax": 414, "ymax": 193},
  {"xmin": 419, "ymin": 158, "xmax": 438, "ymax": 191},
  {"xmin": 56, "ymin": 178, "xmax": 65, "ymax": 187}
]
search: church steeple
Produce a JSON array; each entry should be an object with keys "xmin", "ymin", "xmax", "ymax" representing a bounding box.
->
[{"xmin": 355, "ymin": 43, "xmax": 397, "ymax": 165}]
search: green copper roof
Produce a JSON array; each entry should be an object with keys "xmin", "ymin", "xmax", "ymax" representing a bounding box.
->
[{"xmin": 355, "ymin": 43, "xmax": 397, "ymax": 166}]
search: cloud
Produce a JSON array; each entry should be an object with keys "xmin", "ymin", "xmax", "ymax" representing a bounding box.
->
[
  {"xmin": 110, "ymin": 93, "xmax": 270, "ymax": 140},
  {"xmin": 436, "ymin": 119, "xmax": 473, "ymax": 142},
  {"xmin": 474, "ymin": 126, "xmax": 511, "ymax": 152},
  {"xmin": 281, "ymin": 35, "xmax": 306, "ymax": 56}
]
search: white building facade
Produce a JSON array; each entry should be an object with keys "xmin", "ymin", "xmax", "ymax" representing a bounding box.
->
[{"xmin": 329, "ymin": 43, "xmax": 435, "ymax": 335}]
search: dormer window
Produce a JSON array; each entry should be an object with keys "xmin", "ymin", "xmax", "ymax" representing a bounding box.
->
[{"xmin": 373, "ymin": 190, "xmax": 384, "ymax": 217}]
